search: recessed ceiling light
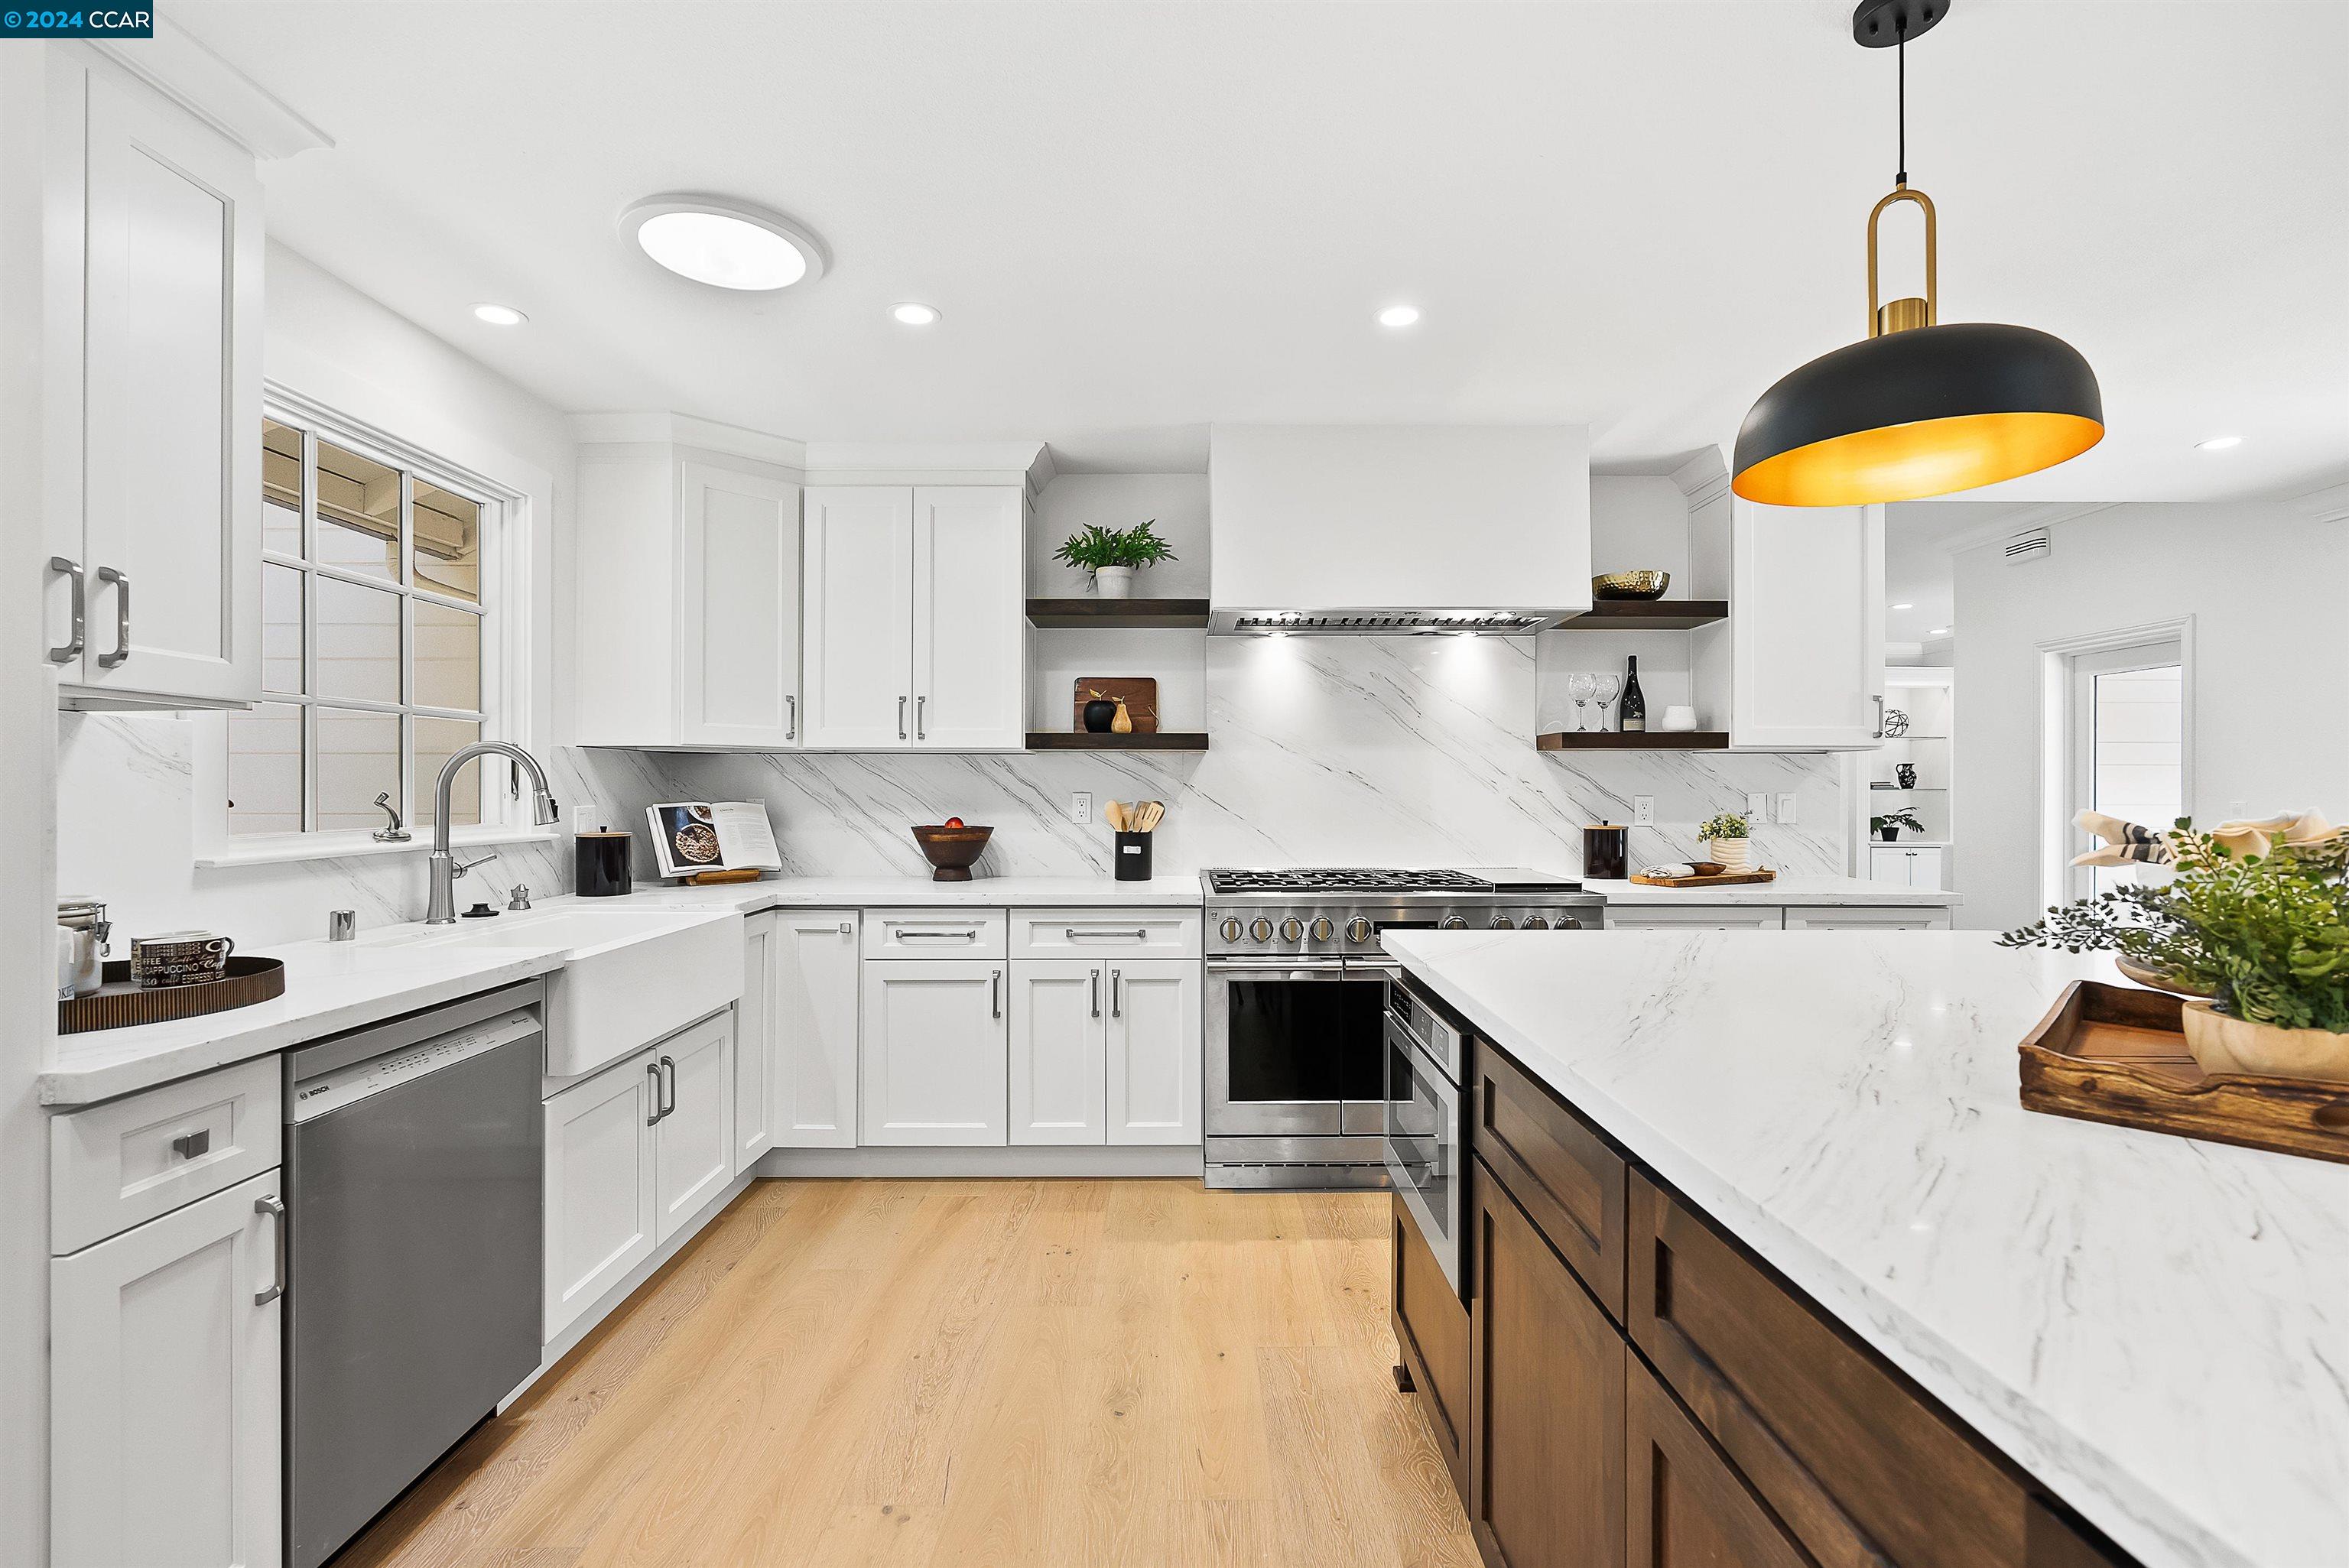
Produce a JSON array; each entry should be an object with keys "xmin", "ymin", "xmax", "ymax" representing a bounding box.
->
[
  {"xmin": 620, "ymin": 194, "xmax": 828, "ymax": 291},
  {"xmin": 1929, "ymin": 626, "xmax": 1951, "ymax": 636},
  {"xmin": 472, "ymin": 303, "xmax": 527, "ymax": 326},
  {"xmin": 2195, "ymin": 434, "xmax": 2242, "ymax": 450},
  {"xmin": 1891, "ymin": 602, "xmax": 1914, "ymax": 610},
  {"xmin": 1376, "ymin": 304, "xmax": 1421, "ymax": 328},
  {"xmin": 891, "ymin": 302, "xmax": 941, "ymax": 326}
]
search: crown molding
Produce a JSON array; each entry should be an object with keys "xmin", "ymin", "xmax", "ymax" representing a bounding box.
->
[
  {"xmin": 95, "ymin": 21, "xmax": 331, "ymax": 160},
  {"xmin": 2294, "ymin": 480, "xmax": 2349, "ymax": 525},
  {"xmin": 569, "ymin": 411, "xmax": 807, "ymax": 470},
  {"xmin": 1668, "ymin": 445, "xmax": 1731, "ymax": 505}
]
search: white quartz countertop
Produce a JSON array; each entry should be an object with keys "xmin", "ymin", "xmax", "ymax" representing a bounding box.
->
[
  {"xmin": 1382, "ymin": 929, "xmax": 2346, "ymax": 1568},
  {"xmin": 1589, "ymin": 873, "xmax": 1961, "ymax": 906},
  {"xmin": 548, "ymin": 874, "xmax": 1206, "ymax": 913}
]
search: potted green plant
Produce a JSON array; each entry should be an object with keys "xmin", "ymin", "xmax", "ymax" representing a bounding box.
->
[
  {"xmin": 1052, "ymin": 520, "xmax": 1178, "ymax": 599},
  {"xmin": 1696, "ymin": 811, "xmax": 1750, "ymax": 872},
  {"xmin": 1872, "ymin": 807, "xmax": 1923, "ymax": 842},
  {"xmin": 2000, "ymin": 818, "xmax": 2349, "ymax": 1080}
]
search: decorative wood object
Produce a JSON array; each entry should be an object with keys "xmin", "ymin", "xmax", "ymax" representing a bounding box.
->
[
  {"xmin": 1026, "ymin": 597, "xmax": 1210, "ymax": 629},
  {"xmin": 1629, "ymin": 868, "xmax": 1779, "ymax": 889},
  {"xmin": 2019, "ymin": 980, "xmax": 2349, "ymax": 1166},
  {"xmin": 684, "ymin": 868, "xmax": 763, "ymax": 885},
  {"xmin": 1538, "ymin": 731, "xmax": 1730, "ymax": 752},
  {"xmin": 1071, "ymin": 677, "xmax": 1158, "ymax": 733},
  {"xmin": 1024, "ymin": 732, "xmax": 1209, "ymax": 752},
  {"xmin": 59, "ymin": 957, "xmax": 287, "ymax": 1035}
]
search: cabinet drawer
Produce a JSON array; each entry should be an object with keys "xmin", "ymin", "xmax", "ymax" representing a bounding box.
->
[
  {"xmin": 1010, "ymin": 907, "xmax": 1201, "ymax": 959},
  {"xmin": 1391, "ymin": 1194, "xmax": 1470, "ymax": 1504},
  {"xmin": 1469, "ymin": 1039, "xmax": 1626, "ymax": 1320},
  {"xmin": 51, "ymin": 1055, "xmax": 282, "ymax": 1255},
  {"xmin": 1627, "ymin": 1170, "xmax": 2034, "ymax": 1568},
  {"xmin": 862, "ymin": 907, "xmax": 1008, "ymax": 959},
  {"xmin": 1604, "ymin": 904, "xmax": 1783, "ymax": 930},
  {"xmin": 1783, "ymin": 904, "xmax": 1952, "ymax": 930}
]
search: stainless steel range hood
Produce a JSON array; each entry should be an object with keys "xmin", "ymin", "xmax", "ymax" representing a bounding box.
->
[{"xmin": 1207, "ymin": 425, "xmax": 1592, "ymax": 635}]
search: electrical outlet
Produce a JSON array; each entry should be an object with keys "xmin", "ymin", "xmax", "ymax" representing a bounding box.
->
[
  {"xmin": 1776, "ymin": 792, "xmax": 1798, "ymax": 825},
  {"xmin": 1069, "ymin": 790, "xmax": 1093, "ymax": 826},
  {"xmin": 1746, "ymin": 792, "xmax": 1769, "ymax": 823},
  {"xmin": 1633, "ymin": 795, "xmax": 1655, "ymax": 826},
  {"xmin": 575, "ymin": 800, "xmax": 603, "ymax": 832}
]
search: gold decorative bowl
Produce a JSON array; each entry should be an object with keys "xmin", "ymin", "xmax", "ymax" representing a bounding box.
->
[{"xmin": 1593, "ymin": 570, "xmax": 1671, "ymax": 600}]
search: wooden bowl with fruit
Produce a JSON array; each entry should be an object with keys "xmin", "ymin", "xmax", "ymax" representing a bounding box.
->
[{"xmin": 910, "ymin": 818, "xmax": 993, "ymax": 881}]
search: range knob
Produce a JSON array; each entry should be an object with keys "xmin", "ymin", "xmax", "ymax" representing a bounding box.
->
[
  {"xmin": 1279, "ymin": 917, "xmax": 1304, "ymax": 943},
  {"xmin": 1440, "ymin": 916, "xmax": 1468, "ymax": 930},
  {"xmin": 1218, "ymin": 917, "xmax": 1244, "ymax": 943},
  {"xmin": 1249, "ymin": 917, "xmax": 1274, "ymax": 943},
  {"xmin": 1346, "ymin": 916, "xmax": 1373, "ymax": 943},
  {"xmin": 1558, "ymin": 915, "xmax": 1584, "ymax": 930},
  {"xmin": 1521, "ymin": 915, "xmax": 1550, "ymax": 930},
  {"xmin": 1310, "ymin": 916, "xmax": 1334, "ymax": 942},
  {"xmin": 1490, "ymin": 915, "xmax": 1515, "ymax": 930}
]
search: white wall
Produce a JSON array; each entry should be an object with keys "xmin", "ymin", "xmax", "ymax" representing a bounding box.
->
[{"xmin": 1951, "ymin": 500, "xmax": 2349, "ymax": 931}]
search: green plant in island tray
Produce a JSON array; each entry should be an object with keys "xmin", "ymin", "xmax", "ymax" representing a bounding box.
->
[
  {"xmin": 1697, "ymin": 812, "xmax": 1748, "ymax": 842},
  {"xmin": 1999, "ymin": 821, "xmax": 2349, "ymax": 1033},
  {"xmin": 1053, "ymin": 520, "xmax": 1179, "ymax": 572}
]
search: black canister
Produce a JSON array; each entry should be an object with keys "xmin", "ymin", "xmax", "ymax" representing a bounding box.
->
[
  {"xmin": 1582, "ymin": 823, "xmax": 1628, "ymax": 881},
  {"xmin": 575, "ymin": 830, "xmax": 634, "ymax": 897},
  {"xmin": 1113, "ymin": 831, "xmax": 1153, "ymax": 881}
]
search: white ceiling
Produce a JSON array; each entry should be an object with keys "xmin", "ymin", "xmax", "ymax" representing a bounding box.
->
[{"xmin": 180, "ymin": 1, "xmax": 2347, "ymax": 495}]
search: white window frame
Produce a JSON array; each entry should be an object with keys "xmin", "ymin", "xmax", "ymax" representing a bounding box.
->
[
  {"xmin": 2035, "ymin": 617, "xmax": 2196, "ymax": 911},
  {"xmin": 196, "ymin": 388, "xmax": 540, "ymax": 865}
]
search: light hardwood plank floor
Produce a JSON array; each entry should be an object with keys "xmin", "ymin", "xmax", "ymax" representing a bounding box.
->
[{"xmin": 336, "ymin": 1177, "xmax": 1479, "ymax": 1568}]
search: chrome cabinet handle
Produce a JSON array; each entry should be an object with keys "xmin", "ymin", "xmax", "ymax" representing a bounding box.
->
[
  {"xmin": 898, "ymin": 927, "xmax": 978, "ymax": 941},
  {"xmin": 786, "ymin": 693, "xmax": 797, "ymax": 741},
  {"xmin": 898, "ymin": 696, "xmax": 908, "ymax": 741},
  {"xmin": 1111, "ymin": 968, "xmax": 1123, "ymax": 1018},
  {"xmin": 659, "ymin": 1055, "xmax": 677, "ymax": 1118},
  {"xmin": 96, "ymin": 566, "xmax": 129, "ymax": 667},
  {"xmin": 1873, "ymin": 694, "xmax": 1886, "ymax": 739},
  {"xmin": 646, "ymin": 1060, "xmax": 664, "ymax": 1125},
  {"xmin": 47, "ymin": 557, "xmax": 84, "ymax": 663},
  {"xmin": 1066, "ymin": 927, "xmax": 1148, "ymax": 941},
  {"xmin": 991, "ymin": 968, "xmax": 1002, "ymax": 1020},
  {"xmin": 254, "ymin": 1195, "xmax": 286, "ymax": 1305},
  {"xmin": 1090, "ymin": 967, "xmax": 1102, "ymax": 1018},
  {"xmin": 916, "ymin": 694, "xmax": 927, "ymax": 741}
]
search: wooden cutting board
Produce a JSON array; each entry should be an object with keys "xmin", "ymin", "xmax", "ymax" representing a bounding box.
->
[
  {"xmin": 1072, "ymin": 677, "xmax": 1158, "ymax": 733},
  {"xmin": 1629, "ymin": 868, "xmax": 1777, "ymax": 888}
]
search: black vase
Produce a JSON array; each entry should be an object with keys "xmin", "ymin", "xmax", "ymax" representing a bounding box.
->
[
  {"xmin": 1083, "ymin": 698, "xmax": 1116, "ymax": 733},
  {"xmin": 1895, "ymin": 763, "xmax": 1918, "ymax": 790}
]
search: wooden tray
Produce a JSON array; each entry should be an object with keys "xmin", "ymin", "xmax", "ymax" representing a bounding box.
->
[
  {"xmin": 1071, "ymin": 677, "xmax": 1158, "ymax": 733},
  {"xmin": 1629, "ymin": 868, "xmax": 1777, "ymax": 888},
  {"xmin": 59, "ymin": 956, "xmax": 286, "ymax": 1035},
  {"xmin": 2019, "ymin": 980, "xmax": 2349, "ymax": 1165}
]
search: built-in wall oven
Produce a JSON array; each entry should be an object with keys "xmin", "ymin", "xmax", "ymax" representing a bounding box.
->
[{"xmin": 1384, "ymin": 970, "xmax": 1468, "ymax": 1294}]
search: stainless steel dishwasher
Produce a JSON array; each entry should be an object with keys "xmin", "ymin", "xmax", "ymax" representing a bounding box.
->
[{"xmin": 284, "ymin": 979, "xmax": 546, "ymax": 1568}]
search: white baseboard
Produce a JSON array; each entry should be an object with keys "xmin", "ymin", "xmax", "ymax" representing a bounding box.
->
[{"xmin": 755, "ymin": 1144, "xmax": 1206, "ymax": 1179}]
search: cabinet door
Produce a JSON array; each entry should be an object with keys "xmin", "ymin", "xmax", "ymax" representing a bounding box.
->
[
  {"xmin": 802, "ymin": 485, "xmax": 915, "ymax": 748},
  {"xmin": 859, "ymin": 960, "xmax": 1009, "ymax": 1146},
  {"xmin": 910, "ymin": 485, "xmax": 1025, "ymax": 750},
  {"xmin": 1867, "ymin": 846, "xmax": 1913, "ymax": 887},
  {"xmin": 680, "ymin": 463, "xmax": 802, "ymax": 747},
  {"xmin": 1009, "ymin": 959, "xmax": 1106, "ymax": 1145},
  {"xmin": 1606, "ymin": 905, "xmax": 1783, "ymax": 930},
  {"xmin": 654, "ymin": 1011, "xmax": 736, "ymax": 1243},
  {"xmin": 1783, "ymin": 904, "xmax": 1951, "ymax": 931},
  {"xmin": 1730, "ymin": 500, "xmax": 1884, "ymax": 749},
  {"xmin": 1393, "ymin": 1195, "xmax": 1471, "ymax": 1504},
  {"xmin": 1470, "ymin": 1164, "xmax": 1626, "ymax": 1568},
  {"xmin": 52, "ymin": 1169, "xmax": 282, "ymax": 1568},
  {"xmin": 75, "ymin": 69, "xmax": 263, "ymax": 706},
  {"xmin": 1106, "ymin": 958, "xmax": 1203, "ymax": 1145},
  {"xmin": 733, "ymin": 914, "xmax": 778, "ymax": 1171},
  {"xmin": 543, "ymin": 1048, "xmax": 658, "ymax": 1341},
  {"xmin": 1626, "ymin": 1356, "xmax": 1808, "ymax": 1568},
  {"xmin": 774, "ymin": 911, "xmax": 862, "ymax": 1148}
]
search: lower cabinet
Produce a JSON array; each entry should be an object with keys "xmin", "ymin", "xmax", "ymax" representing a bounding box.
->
[
  {"xmin": 653, "ymin": 1011, "xmax": 736, "ymax": 1243},
  {"xmin": 1625, "ymin": 1354, "xmax": 1808, "ymax": 1568},
  {"xmin": 543, "ymin": 1047, "xmax": 659, "ymax": 1342},
  {"xmin": 772, "ymin": 910, "xmax": 862, "ymax": 1148},
  {"xmin": 1007, "ymin": 956, "xmax": 1203, "ymax": 1146},
  {"xmin": 1784, "ymin": 903, "xmax": 1953, "ymax": 930},
  {"xmin": 861, "ymin": 959, "xmax": 1009, "ymax": 1145},
  {"xmin": 51, "ymin": 1168, "xmax": 284, "ymax": 1568},
  {"xmin": 1605, "ymin": 904, "xmax": 1783, "ymax": 930},
  {"xmin": 733, "ymin": 912, "xmax": 779, "ymax": 1170},
  {"xmin": 1391, "ymin": 1195, "xmax": 1471, "ymax": 1501},
  {"xmin": 1106, "ymin": 958, "xmax": 1203, "ymax": 1144}
]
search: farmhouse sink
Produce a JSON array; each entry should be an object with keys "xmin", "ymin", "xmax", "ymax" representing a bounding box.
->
[{"xmin": 366, "ymin": 906, "xmax": 743, "ymax": 1079}]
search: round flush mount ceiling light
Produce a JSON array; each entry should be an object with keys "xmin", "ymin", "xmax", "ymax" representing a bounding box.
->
[
  {"xmin": 1376, "ymin": 304, "xmax": 1421, "ymax": 328},
  {"xmin": 2195, "ymin": 434, "xmax": 2242, "ymax": 450},
  {"xmin": 891, "ymin": 302, "xmax": 941, "ymax": 326},
  {"xmin": 472, "ymin": 302, "xmax": 528, "ymax": 326},
  {"xmin": 620, "ymin": 194, "xmax": 829, "ymax": 291},
  {"xmin": 1891, "ymin": 601, "xmax": 1915, "ymax": 609}
]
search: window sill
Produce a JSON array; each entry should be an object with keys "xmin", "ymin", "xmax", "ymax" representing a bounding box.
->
[{"xmin": 193, "ymin": 827, "xmax": 560, "ymax": 870}]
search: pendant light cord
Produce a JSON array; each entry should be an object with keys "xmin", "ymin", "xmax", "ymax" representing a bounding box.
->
[{"xmin": 1896, "ymin": 18, "xmax": 1908, "ymax": 186}]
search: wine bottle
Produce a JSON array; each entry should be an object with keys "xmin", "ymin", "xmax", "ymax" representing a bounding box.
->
[{"xmin": 1621, "ymin": 655, "xmax": 1646, "ymax": 732}]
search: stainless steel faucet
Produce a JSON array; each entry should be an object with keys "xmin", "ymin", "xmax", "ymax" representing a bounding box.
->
[{"xmin": 424, "ymin": 742, "xmax": 559, "ymax": 924}]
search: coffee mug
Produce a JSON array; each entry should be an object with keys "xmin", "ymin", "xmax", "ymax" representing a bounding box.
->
[
  {"xmin": 129, "ymin": 931, "xmax": 235, "ymax": 989},
  {"xmin": 1658, "ymin": 704, "xmax": 1699, "ymax": 733}
]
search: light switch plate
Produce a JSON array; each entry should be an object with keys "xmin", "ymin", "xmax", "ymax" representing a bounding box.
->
[
  {"xmin": 1746, "ymin": 793, "xmax": 1769, "ymax": 823},
  {"xmin": 1633, "ymin": 795, "xmax": 1655, "ymax": 826},
  {"xmin": 1069, "ymin": 790, "xmax": 1093, "ymax": 826},
  {"xmin": 1776, "ymin": 793, "xmax": 1798, "ymax": 825}
]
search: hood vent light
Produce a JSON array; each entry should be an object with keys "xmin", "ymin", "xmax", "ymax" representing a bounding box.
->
[{"xmin": 1230, "ymin": 612, "xmax": 1545, "ymax": 637}]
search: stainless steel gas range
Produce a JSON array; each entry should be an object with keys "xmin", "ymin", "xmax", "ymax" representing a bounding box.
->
[{"xmin": 1200, "ymin": 868, "xmax": 1605, "ymax": 1190}]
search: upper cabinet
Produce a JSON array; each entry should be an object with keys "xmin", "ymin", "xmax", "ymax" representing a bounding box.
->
[
  {"xmin": 44, "ymin": 53, "xmax": 266, "ymax": 711},
  {"xmin": 804, "ymin": 484, "xmax": 1026, "ymax": 752},
  {"xmin": 1723, "ymin": 498, "xmax": 1886, "ymax": 749},
  {"xmin": 574, "ymin": 440, "xmax": 804, "ymax": 748}
]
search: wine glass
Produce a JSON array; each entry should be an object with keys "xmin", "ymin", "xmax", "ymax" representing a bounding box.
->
[
  {"xmin": 1590, "ymin": 673, "xmax": 1622, "ymax": 732},
  {"xmin": 1566, "ymin": 673, "xmax": 1597, "ymax": 732}
]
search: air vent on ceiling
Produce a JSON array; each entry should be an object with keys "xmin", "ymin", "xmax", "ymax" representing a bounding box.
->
[{"xmin": 2004, "ymin": 527, "xmax": 2052, "ymax": 564}]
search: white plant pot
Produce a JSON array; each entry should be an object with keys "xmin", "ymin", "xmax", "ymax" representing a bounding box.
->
[
  {"xmin": 1708, "ymin": 838, "xmax": 1750, "ymax": 871},
  {"xmin": 1093, "ymin": 566, "xmax": 1136, "ymax": 599}
]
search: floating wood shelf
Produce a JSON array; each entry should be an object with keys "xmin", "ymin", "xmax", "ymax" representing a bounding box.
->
[
  {"xmin": 1536, "ymin": 731, "xmax": 1730, "ymax": 752},
  {"xmin": 1025, "ymin": 731, "xmax": 1210, "ymax": 752},
  {"xmin": 1555, "ymin": 599, "xmax": 1730, "ymax": 631},
  {"xmin": 1025, "ymin": 598, "xmax": 1210, "ymax": 630}
]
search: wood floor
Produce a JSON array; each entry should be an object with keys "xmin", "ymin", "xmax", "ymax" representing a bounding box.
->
[{"xmin": 339, "ymin": 1177, "xmax": 1480, "ymax": 1568}]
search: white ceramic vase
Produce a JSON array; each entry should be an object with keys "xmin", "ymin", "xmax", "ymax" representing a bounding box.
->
[
  {"xmin": 2179, "ymin": 1000, "xmax": 2349, "ymax": 1081},
  {"xmin": 1093, "ymin": 566, "xmax": 1136, "ymax": 599},
  {"xmin": 1708, "ymin": 838, "xmax": 1750, "ymax": 871}
]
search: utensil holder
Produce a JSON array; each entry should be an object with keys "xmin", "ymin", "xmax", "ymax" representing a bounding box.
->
[{"xmin": 1114, "ymin": 831, "xmax": 1152, "ymax": 881}]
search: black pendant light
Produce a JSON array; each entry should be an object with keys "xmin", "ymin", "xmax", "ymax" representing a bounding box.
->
[{"xmin": 1733, "ymin": 0, "xmax": 2103, "ymax": 507}]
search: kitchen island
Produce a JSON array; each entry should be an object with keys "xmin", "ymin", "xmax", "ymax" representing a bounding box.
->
[{"xmin": 1384, "ymin": 928, "xmax": 2346, "ymax": 1568}]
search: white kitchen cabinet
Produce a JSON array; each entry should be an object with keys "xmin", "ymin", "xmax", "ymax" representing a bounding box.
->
[
  {"xmin": 802, "ymin": 484, "xmax": 1025, "ymax": 751},
  {"xmin": 1105, "ymin": 958, "xmax": 1204, "ymax": 1146},
  {"xmin": 1009, "ymin": 959, "xmax": 1110, "ymax": 1145},
  {"xmin": 46, "ymin": 56, "xmax": 265, "ymax": 712},
  {"xmin": 52, "ymin": 1169, "xmax": 282, "ymax": 1568},
  {"xmin": 1869, "ymin": 843, "xmax": 1947, "ymax": 891},
  {"xmin": 573, "ymin": 445, "xmax": 804, "ymax": 747},
  {"xmin": 1604, "ymin": 904, "xmax": 1785, "ymax": 930},
  {"xmin": 652, "ymin": 1010, "xmax": 736, "ymax": 1243},
  {"xmin": 1724, "ymin": 499, "xmax": 1886, "ymax": 749},
  {"xmin": 733, "ymin": 914, "xmax": 778, "ymax": 1171},
  {"xmin": 859, "ymin": 959, "xmax": 1009, "ymax": 1145},
  {"xmin": 772, "ymin": 910, "xmax": 863, "ymax": 1148},
  {"xmin": 542, "ymin": 1047, "xmax": 658, "ymax": 1342},
  {"xmin": 1783, "ymin": 904, "xmax": 1953, "ymax": 931}
]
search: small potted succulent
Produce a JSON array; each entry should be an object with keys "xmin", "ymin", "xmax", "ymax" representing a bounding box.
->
[
  {"xmin": 1872, "ymin": 807, "xmax": 1924, "ymax": 842},
  {"xmin": 1697, "ymin": 811, "xmax": 1751, "ymax": 872},
  {"xmin": 1053, "ymin": 520, "xmax": 1178, "ymax": 599}
]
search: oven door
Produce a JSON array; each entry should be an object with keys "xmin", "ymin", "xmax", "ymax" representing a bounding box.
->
[
  {"xmin": 1205, "ymin": 959, "xmax": 1387, "ymax": 1137},
  {"xmin": 1383, "ymin": 1010, "xmax": 1464, "ymax": 1296}
]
